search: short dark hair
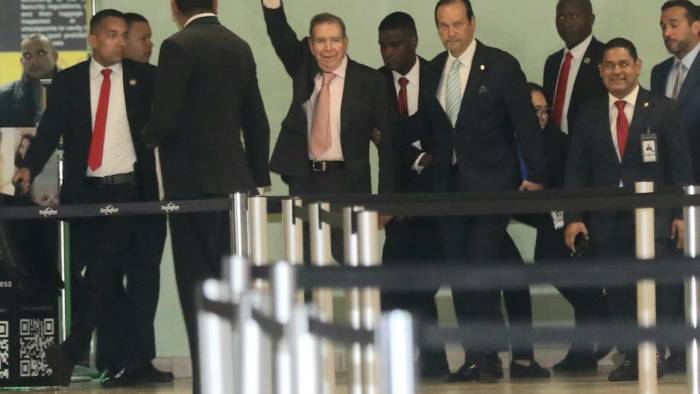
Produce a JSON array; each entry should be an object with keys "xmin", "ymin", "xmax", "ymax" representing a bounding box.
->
[
  {"xmin": 89, "ymin": 9, "xmax": 125, "ymax": 34},
  {"xmin": 662, "ymin": 0, "xmax": 700, "ymax": 22},
  {"xmin": 527, "ymin": 82, "xmax": 546, "ymax": 98},
  {"xmin": 123, "ymin": 12, "xmax": 149, "ymax": 29},
  {"xmin": 309, "ymin": 13, "xmax": 347, "ymax": 38},
  {"xmin": 378, "ymin": 12, "xmax": 417, "ymax": 38},
  {"xmin": 557, "ymin": 0, "xmax": 593, "ymax": 15},
  {"xmin": 434, "ymin": 0, "xmax": 474, "ymax": 25},
  {"xmin": 174, "ymin": 0, "xmax": 214, "ymax": 17},
  {"xmin": 602, "ymin": 37, "xmax": 639, "ymax": 61}
]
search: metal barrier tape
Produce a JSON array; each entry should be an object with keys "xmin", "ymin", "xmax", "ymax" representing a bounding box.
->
[
  {"xmin": 308, "ymin": 317, "xmax": 374, "ymax": 345},
  {"xmin": 251, "ymin": 309, "xmax": 285, "ymax": 340},
  {"xmin": 199, "ymin": 298, "xmax": 238, "ymax": 321}
]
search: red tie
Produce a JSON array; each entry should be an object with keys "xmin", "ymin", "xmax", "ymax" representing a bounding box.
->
[
  {"xmin": 615, "ymin": 100, "xmax": 629, "ymax": 159},
  {"xmin": 88, "ymin": 68, "xmax": 112, "ymax": 171},
  {"xmin": 553, "ymin": 52, "xmax": 573, "ymax": 129},
  {"xmin": 398, "ymin": 77, "xmax": 409, "ymax": 116}
]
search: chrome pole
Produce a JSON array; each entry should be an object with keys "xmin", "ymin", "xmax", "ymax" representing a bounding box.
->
[
  {"xmin": 249, "ymin": 196, "xmax": 268, "ymax": 288},
  {"xmin": 635, "ymin": 181, "xmax": 657, "ymax": 394},
  {"xmin": 358, "ymin": 210, "xmax": 380, "ymax": 394},
  {"xmin": 377, "ymin": 311, "xmax": 416, "ymax": 394},
  {"xmin": 291, "ymin": 305, "xmax": 322, "ymax": 394},
  {"xmin": 229, "ymin": 192, "xmax": 249, "ymax": 258},
  {"xmin": 685, "ymin": 185, "xmax": 700, "ymax": 394},
  {"xmin": 309, "ymin": 202, "xmax": 336, "ymax": 393},
  {"xmin": 197, "ymin": 279, "xmax": 235, "ymax": 394},
  {"xmin": 344, "ymin": 206, "xmax": 363, "ymax": 394},
  {"xmin": 272, "ymin": 262, "xmax": 296, "ymax": 394}
]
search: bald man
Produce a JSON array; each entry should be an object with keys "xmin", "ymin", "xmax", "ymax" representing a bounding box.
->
[{"xmin": 0, "ymin": 34, "xmax": 58, "ymax": 126}]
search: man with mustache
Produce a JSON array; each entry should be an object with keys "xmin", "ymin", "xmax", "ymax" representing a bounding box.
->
[{"xmin": 565, "ymin": 37, "xmax": 693, "ymax": 382}]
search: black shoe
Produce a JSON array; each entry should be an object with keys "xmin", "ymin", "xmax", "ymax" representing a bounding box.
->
[
  {"xmin": 477, "ymin": 354, "xmax": 504, "ymax": 384},
  {"xmin": 608, "ymin": 357, "xmax": 665, "ymax": 382},
  {"xmin": 666, "ymin": 354, "xmax": 686, "ymax": 374},
  {"xmin": 99, "ymin": 367, "xmax": 121, "ymax": 382},
  {"xmin": 102, "ymin": 364, "xmax": 174, "ymax": 388},
  {"xmin": 45, "ymin": 344, "xmax": 74, "ymax": 387},
  {"xmin": 510, "ymin": 360, "xmax": 551, "ymax": 379},
  {"xmin": 446, "ymin": 362, "xmax": 478, "ymax": 383},
  {"xmin": 553, "ymin": 351, "xmax": 597, "ymax": 373}
]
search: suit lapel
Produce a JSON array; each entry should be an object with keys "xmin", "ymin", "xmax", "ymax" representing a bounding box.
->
[
  {"xmin": 457, "ymin": 42, "xmax": 486, "ymax": 126},
  {"xmin": 593, "ymin": 97, "xmax": 620, "ymax": 164},
  {"xmin": 623, "ymin": 89, "xmax": 651, "ymax": 163},
  {"xmin": 678, "ymin": 54, "xmax": 700, "ymax": 104},
  {"xmin": 77, "ymin": 62, "xmax": 93, "ymax": 140},
  {"xmin": 340, "ymin": 60, "xmax": 358, "ymax": 143},
  {"xmin": 122, "ymin": 61, "xmax": 137, "ymax": 133},
  {"xmin": 652, "ymin": 58, "xmax": 673, "ymax": 96}
]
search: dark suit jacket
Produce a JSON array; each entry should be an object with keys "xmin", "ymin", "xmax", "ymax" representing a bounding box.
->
[
  {"xmin": 143, "ymin": 16, "xmax": 270, "ymax": 199},
  {"xmin": 378, "ymin": 57, "xmax": 434, "ymax": 193},
  {"xmin": 263, "ymin": 5, "xmax": 398, "ymax": 193},
  {"xmin": 23, "ymin": 59, "xmax": 159, "ymax": 204},
  {"xmin": 651, "ymin": 53, "xmax": 700, "ymax": 183},
  {"xmin": 543, "ymin": 37, "xmax": 606, "ymax": 137},
  {"xmin": 564, "ymin": 88, "xmax": 693, "ymax": 243},
  {"xmin": 0, "ymin": 75, "xmax": 44, "ymax": 127},
  {"xmin": 423, "ymin": 41, "xmax": 547, "ymax": 192}
]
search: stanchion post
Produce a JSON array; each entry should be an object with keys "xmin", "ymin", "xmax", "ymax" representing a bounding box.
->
[
  {"xmin": 291, "ymin": 305, "xmax": 323, "ymax": 394},
  {"xmin": 309, "ymin": 202, "xmax": 336, "ymax": 394},
  {"xmin": 684, "ymin": 185, "xmax": 700, "ymax": 394},
  {"xmin": 238, "ymin": 290, "xmax": 271, "ymax": 394},
  {"xmin": 229, "ymin": 192, "xmax": 249, "ymax": 258},
  {"xmin": 222, "ymin": 255, "xmax": 250, "ymax": 394},
  {"xmin": 249, "ymin": 195, "xmax": 269, "ymax": 289},
  {"xmin": 635, "ymin": 181, "xmax": 657, "ymax": 394},
  {"xmin": 197, "ymin": 279, "xmax": 235, "ymax": 394},
  {"xmin": 283, "ymin": 198, "xmax": 304, "ymax": 265},
  {"xmin": 358, "ymin": 210, "xmax": 380, "ymax": 394},
  {"xmin": 377, "ymin": 311, "xmax": 416, "ymax": 394},
  {"xmin": 344, "ymin": 206, "xmax": 363, "ymax": 394},
  {"xmin": 272, "ymin": 262, "xmax": 296, "ymax": 394}
]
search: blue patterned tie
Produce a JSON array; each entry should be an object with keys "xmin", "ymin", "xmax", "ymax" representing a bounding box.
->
[{"xmin": 445, "ymin": 59, "xmax": 462, "ymax": 127}]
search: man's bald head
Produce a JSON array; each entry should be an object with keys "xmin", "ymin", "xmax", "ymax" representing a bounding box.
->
[
  {"xmin": 556, "ymin": 0, "xmax": 595, "ymax": 49},
  {"xmin": 20, "ymin": 34, "xmax": 57, "ymax": 80},
  {"xmin": 557, "ymin": 0, "xmax": 593, "ymax": 15}
]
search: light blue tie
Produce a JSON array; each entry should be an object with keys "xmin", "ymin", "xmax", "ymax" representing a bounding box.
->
[{"xmin": 445, "ymin": 59, "xmax": 462, "ymax": 127}]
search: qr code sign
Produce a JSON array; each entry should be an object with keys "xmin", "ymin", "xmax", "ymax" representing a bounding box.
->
[
  {"xmin": 18, "ymin": 319, "xmax": 54, "ymax": 377},
  {"xmin": 0, "ymin": 321, "xmax": 8, "ymax": 380}
]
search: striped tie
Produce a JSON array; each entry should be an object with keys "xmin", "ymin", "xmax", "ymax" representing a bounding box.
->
[{"xmin": 445, "ymin": 59, "xmax": 462, "ymax": 127}]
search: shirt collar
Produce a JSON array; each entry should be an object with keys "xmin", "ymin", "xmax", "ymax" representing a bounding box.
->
[
  {"xmin": 608, "ymin": 84, "xmax": 640, "ymax": 109},
  {"xmin": 392, "ymin": 57, "xmax": 420, "ymax": 86},
  {"xmin": 677, "ymin": 41, "xmax": 700, "ymax": 70},
  {"xmin": 448, "ymin": 38, "xmax": 476, "ymax": 66},
  {"xmin": 185, "ymin": 12, "xmax": 216, "ymax": 27},
  {"xmin": 566, "ymin": 34, "xmax": 593, "ymax": 60},
  {"xmin": 90, "ymin": 58, "xmax": 122, "ymax": 79}
]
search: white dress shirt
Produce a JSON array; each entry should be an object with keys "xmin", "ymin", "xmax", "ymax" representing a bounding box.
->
[
  {"xmin": 437, "ymin": 38, "xmax": 477, "ymax": 112},
  {"xmin": 184, "ymin": 12, "xmax": 217, "ymax": 27},
  {"xmin": 665, "ymin": 41, "xmax": 700, "ymax": 98},
  {"xmin": 392, "ymin": 59, "xmax": 426, "ymax": 172},
  {"xmin": 304, "ymin": 56, "xmax": 347, "ymax": 161},
  {"xmin": 87, "ymin": 59, "xmax": 136, "ymax": 177},
  {"xmin": 608, "ymin": 84, "xmax": 639, "ymax": 163},
  {"xmin": 555, "ymin": 34, "xmax": 593, "ymax": 134}
]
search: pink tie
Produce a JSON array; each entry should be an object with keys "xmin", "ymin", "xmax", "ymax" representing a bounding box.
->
[
  {"xmin": 88, "ymin": 69, "xmax": 112, "ymax": 171},
  {"xmin": 310, "ymin": 72, "xmax": 335, "ymax": 159}
]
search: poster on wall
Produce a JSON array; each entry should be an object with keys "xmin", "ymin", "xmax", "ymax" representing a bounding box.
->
[
  {"xmin": 0, "ymin": 128, "xmax": 59, "ymax": 206},
  {"xmin": 0, "ymin": 0, "xmax": 87, "ymax": 85}
]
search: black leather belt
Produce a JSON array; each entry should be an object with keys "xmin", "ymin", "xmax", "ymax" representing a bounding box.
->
[
  {"xmin": 310, "ymin": 161, "xmax": 345, "ymax": 172},
  {"xmin": 85, "ymin": 172, "xmax": 135, "ymax": 186}
]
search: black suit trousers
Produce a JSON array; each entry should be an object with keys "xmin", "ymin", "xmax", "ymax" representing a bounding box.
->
[
  {"xmin": 381, "ymin": 216, "xmax": 448, "ymax": 369},
  {"xmin": 169, "ymin": 208, "xmax": 230, "ymax": 393},
  {"xmin": 63, "ymin": 182, "xmax": 151, "ymax": 365},
  {"xmin": 441, "ymin": 168, "xmax": 510, "ymax": 354}
]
